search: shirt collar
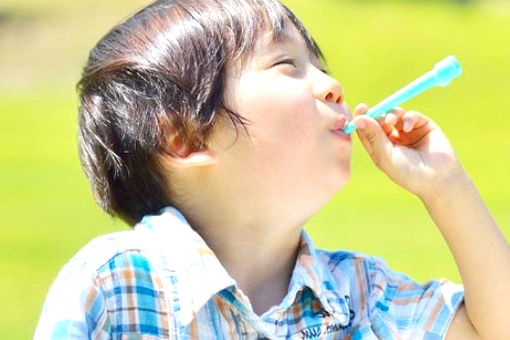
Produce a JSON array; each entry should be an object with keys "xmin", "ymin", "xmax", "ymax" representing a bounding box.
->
[
  {"xmin": 135, "ymin": 207, "xmax": 351, "ymax": 327},
  {"xmin": 281, "ymin": 231, "xmax": 352, "ymax": 326},
  {"xmin": 135, "ymin": 207, "xmax": 236, "ymax": 325}
]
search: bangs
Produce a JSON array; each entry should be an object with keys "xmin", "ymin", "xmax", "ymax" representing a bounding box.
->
[{"xmin": 199, "ymin": 0, "xmax": 325, "ymax": 65}]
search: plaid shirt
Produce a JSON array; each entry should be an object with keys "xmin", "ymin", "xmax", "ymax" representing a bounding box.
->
[{"xmin": 34, "ymin": 207, "xmax": 463, "ymax": 340}]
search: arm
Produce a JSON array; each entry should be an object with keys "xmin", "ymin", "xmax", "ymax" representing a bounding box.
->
[
  {"xmin": 351, "ymin": 104, "xmax": 510, "ymax": 340},
  {"xmin": 421, "ymin": 168, "xmax": 510, "ymax": 340}
]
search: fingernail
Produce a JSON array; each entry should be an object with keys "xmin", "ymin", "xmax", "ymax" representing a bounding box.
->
[{"xmin": 403, "ymin": 120, "xmax": 411, "ymax": 132}]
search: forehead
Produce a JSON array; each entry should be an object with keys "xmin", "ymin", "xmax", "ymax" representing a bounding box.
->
[
  {"xmin": 260, "ymin": 24, "xmax": 306, "ymax": 50},
  {"xmin": 226, "ymin": 8, "xmax": 324, "ymax": 73},
  {"xmin": 266, "ymin": 17, "xmax": 322, "ymax": 55},
  {"xmin": 241, "ymin": 24, "xmax": 321, "ymax": 67}
]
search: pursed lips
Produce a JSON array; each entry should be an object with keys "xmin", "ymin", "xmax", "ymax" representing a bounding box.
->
[
  {"xmin": 329, "ymin": 102, "xmax": 352, "ymax": 129},
  {"xmin": 330, "ymin": 115, "xmax": 351, "ymax": 140},
  {"xmin": 330, "ymin": 115, "xmax": 348, "ymax": 132}
]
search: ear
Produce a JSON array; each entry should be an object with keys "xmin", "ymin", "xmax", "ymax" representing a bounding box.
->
[
  {"xmin": 162, "ymin": 148, "xmax": 218, "ymax": 168},
  {"xmin": 160, "ymin": 127, "xmax": 218, "ymax": 168}
]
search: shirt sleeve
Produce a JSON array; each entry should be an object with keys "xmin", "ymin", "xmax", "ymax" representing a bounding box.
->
[
  {"xmin": 366, "ymin": 256, "xmax": 464, "ymax": 340},
  {"xmin": 33, "ymin": 258, "xmax": 110, "ymax": 340}
]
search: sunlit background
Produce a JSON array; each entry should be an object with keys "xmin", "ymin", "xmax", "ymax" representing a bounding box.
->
[{"xmin": 0, "ymin": 0, "xmax": 508, "ymax": 338}]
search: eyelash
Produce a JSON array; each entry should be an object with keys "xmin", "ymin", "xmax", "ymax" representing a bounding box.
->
[
  {"xmin": 273, "ymin": 59, "xmax": 328, "ymax": 74},
  {"xmin": 273, "ymin": 59, "xmax": 297, "ymax": 67}
]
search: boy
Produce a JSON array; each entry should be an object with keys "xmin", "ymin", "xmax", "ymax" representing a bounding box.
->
[{"xmin": 34, "ymin": 0, "xmax": 510, "ymax": 339}]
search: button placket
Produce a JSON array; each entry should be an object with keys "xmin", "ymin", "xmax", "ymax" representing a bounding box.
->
[
  {"xmin": 274, "ymin": 311, "xmax": 288, "ymax": 338},
  {"xmin": 218, "ymin": 288, "xmax": 277, "ymax": 340}
]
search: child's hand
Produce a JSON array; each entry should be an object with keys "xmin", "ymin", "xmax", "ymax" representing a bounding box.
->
[{"xmin": 352, "ymin": 103, "xmax": 464, "ymax": 199}]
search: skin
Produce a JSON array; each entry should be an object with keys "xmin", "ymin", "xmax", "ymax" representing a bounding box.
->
[
  {"xmin": 353, "ymin": 108, "xmax": 510, "ymax": 340},
  {"xmin": 160, "ymin": 23, "xmax": 510, "ymax": 339},
  {"xmin": 163, "ymin": 25, "xmax": 351, "ymax": 314}
]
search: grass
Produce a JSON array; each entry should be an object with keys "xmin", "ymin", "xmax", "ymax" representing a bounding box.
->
[{"xmin": 0, "ymin": 0, "xmax": 508, "ymax": 338}]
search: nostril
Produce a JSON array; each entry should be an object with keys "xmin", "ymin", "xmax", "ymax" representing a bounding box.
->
[
  {"xmin": 336, "ymin": 95, "xmax": 343, "ymax": 104},
  {"xmin": 325, "ymin": 93, "xmax": 333, "ymax": 101}
]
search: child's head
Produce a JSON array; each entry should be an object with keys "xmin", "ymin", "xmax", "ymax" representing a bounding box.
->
[{"xmin": 78, "ymin": 0, "xmax": 350, "ymax": 227}]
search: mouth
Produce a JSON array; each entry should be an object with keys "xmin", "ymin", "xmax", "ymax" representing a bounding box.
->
[{"xmin": 330, "ymin": 116, "xmax": 351, "ymax": 141}]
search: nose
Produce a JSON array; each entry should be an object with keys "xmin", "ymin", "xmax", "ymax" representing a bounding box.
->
[{"xmin": 311, "ymin": 67, "xmax": 344, "ymax": 105}]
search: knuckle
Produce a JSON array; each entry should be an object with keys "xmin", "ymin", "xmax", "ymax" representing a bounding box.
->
[{"xmin": 394, "ymin": 107, "xmax": 405, "ymax": 114}]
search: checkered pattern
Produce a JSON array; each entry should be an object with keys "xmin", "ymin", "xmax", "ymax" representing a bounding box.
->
[
  {"xmin": 92, "ymin": 251, "xmax": 171, "ymax": 337},
  {"xmin": 34, "ymin": 207, "xmax": 464, "ymax": 339}
]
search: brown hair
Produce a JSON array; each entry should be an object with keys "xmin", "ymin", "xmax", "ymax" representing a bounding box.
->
[{"xmin": 77, "ymin": 0, "xmax": 324, "ymax": 225}]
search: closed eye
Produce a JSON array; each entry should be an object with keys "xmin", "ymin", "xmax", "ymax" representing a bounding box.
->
[{"xmin": 272, "ymin": 58, "xmax": 297, "ymax": 68}]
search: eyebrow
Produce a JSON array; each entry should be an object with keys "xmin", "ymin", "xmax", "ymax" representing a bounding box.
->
[
  {"xmin": 266, "ymin": 32, "xmax": 328, "ymax": 73},
  {"xmin": 266, "ymin": 32, "xmax": 311, "ymax": 56},
  {"xmin": 268, "ymin": 30, "xmax": 302, "ymax": 49}
]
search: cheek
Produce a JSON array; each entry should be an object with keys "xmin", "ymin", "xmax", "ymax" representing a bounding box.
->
[
  {"xmin": 228, "ymin": 74, "xmax": 324, "ymax": 168},
  {"xmin": 251, "ymin": 100, "xmax": 318, "ymax": 164},
  {"xmin": 242, "ymin": 83, "xmax": 317, "ymax": 143}
]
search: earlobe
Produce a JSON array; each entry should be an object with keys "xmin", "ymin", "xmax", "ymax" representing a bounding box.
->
[{"xmin": 163, "ymin": 150, "xmax": 218, "ymax": 168}]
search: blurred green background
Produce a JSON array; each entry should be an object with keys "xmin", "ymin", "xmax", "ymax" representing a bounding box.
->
[{"xmin": 0, "ymin": 0, "xmax": 508, "ymax": 338}]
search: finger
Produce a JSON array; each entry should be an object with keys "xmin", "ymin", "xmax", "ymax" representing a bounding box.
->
[
  {"xmin": 402, "ymin": 110, "xmax": 429, "ymax": 133},
  {"xmin": 353, "ymin": 103, "xmax": 369, "ymax": 117},
  {"xmin": 383, "ymin": 113, "xmax": 397, "ymax": 126},
  {"xmin": 353, "ymin": 115, "xmax": 393, "ymax": 170},
  {"xmin": 380, "ymin": 115, "xmax": 395, "ymax": 136},
  {"xmin": 381, "ymin": 107, "xmax": 405, "ymax": 136},
  {"xmin": 391, "ymin": 111, "xmax": 438, "ymax": 147},
  {"xmin": 392, "ymin": 107, "xmax": 405, "ymax": 117},
  {"xmin": 384, "ymin": 107, "xmax": 405, "ymax": 124}
]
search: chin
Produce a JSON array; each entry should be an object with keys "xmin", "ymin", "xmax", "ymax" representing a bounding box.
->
[
  {"xmin": 316, "ymin": 168, "xmax": 351, "ymax": 205},
  {"xmin": 333, "ymin": 173, "xmax": 350, "ymax": 193},
  {"xmin": 285, "ymin": 174, "xmax": 350, "ymax": 226},
  {"xmin": 333, "ymin": 161, "xmax": 351, "ymax": 187}
]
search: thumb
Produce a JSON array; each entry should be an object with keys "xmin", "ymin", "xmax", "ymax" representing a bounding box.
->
[{"xmin": 353, "ymin": 114, "xmax": 393, "ymax": 170}]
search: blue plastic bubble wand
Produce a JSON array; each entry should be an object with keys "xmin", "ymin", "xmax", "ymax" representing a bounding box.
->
[{"xmin": 344, "ymin": 55, "xmax": 462, "ymax": 134}]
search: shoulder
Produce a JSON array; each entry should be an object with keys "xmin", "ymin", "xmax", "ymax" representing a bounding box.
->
[
  {"xmin": 41, "ymin": 228, "xmax": 166, "ymax": 308},
  {"xmin": 58, "ymin": 228, "xmax": 174, "ymax": 305},
  {"xmin": 315, "ymin": 249, "xmax": 464, "ymax": 338},
  {"xmin": 69, "ymin": 229, "xmax": 152, "ymax": 270},
  {"xmin": 315, "ymin": 248, "xmax": 381, "ymax": 283},
  {"xmin": 315, "ymin": 248, "xmax": 426, "ymax": 288},
  {"xmin": 314, "ymin": 248, "xmax": 382, "ymax": 313},
  {"xmin": 41, "ymin": 230, "xmax": 145, "ymax": 301},
  {"xmin": 35, "ymin": 229, "xmax": 178, "ymax": 339},
  {"xmin": 316, "ymin": 248, "xmax": 463, "ymax": 299}
]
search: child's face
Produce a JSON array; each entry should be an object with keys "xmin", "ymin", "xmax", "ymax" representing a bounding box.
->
[{"xmin": 208, "ymin": 24, "xmax": 352, "ymax": 220}]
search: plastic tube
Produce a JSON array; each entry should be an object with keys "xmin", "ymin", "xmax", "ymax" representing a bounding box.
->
[{"xmin": 344, "ymin": 55, "xmax": 462, "ymax": 134}]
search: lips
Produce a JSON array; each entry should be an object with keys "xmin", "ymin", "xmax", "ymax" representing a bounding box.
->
[
  {"xmin": 330, "ymin": 116, "xmax": 348, "ymax": 132},
  {"xmin": 330, "ymin": 116, "xmax": 351, "ymax": 141}
]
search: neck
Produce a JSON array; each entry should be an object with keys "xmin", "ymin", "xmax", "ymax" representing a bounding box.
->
[{"xmin": 186, "ymin": 210, "xmax": 303, "ymax": 315}]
